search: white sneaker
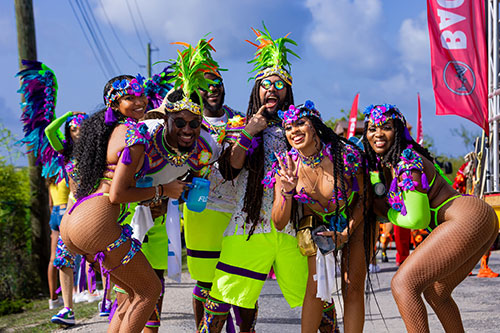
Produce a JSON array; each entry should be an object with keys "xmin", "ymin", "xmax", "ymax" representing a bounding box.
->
[
  {"xmin": 48, "ymin": 296, "xmax": 63, "ymax": 309},
  {"xmin": 73, "ymin": 291, "xmax": 88, "ymax": 303},
  {"xmin": 86, "ymin": 290, "xmax": 103, "ymax": 303},
  {"xmin": 369, "ymin": 263, "xmax": 381, "ymax": 273}
]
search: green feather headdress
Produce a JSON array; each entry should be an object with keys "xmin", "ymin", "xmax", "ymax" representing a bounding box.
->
[
  {"xmin": 164, "ymin": 36, "xmax": 223, "ymax": 115},
  {"xmin": 246, "ymin": 22, "xmax": 299, "ymax": 85}
]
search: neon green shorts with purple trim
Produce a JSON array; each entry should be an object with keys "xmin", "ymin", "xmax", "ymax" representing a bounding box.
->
[
  {"xmin": 209, "ymin": 224, "xmax": 307, "ymax": 309},
  {"xmin": 183, "ymin": 206, "xmax": 232, "ymax": 283}
]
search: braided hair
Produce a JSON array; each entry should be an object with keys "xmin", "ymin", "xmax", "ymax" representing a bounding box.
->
[
  {"xmin": 243, "ymin": 78, "xmax": 294, "ymax": 239},
  {"xmin": 73, "ymin": 75, "xmax": 132, "ymax": 199}
]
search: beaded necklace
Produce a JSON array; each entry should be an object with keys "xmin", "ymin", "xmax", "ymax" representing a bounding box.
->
[{"xmin": 292, "ymin": 143, "xmax": 330, "ymax": 168}]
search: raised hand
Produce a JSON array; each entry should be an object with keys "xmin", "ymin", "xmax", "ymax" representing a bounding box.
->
[
  {"xmin": 244, "ymin": 105, "xmax": 269, "ymax": 136},
  {"xmin": 276, "ymin": 152, "xmax": 297, "ymax": 193}
]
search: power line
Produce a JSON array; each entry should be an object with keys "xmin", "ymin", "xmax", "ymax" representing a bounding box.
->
[
  {"xmin": 74, "ymin": 0, "xmax": 114, "ymax": 77},
  {"xmin": 67, "ymin": 0, "xmax": 108, "ymax": 78},
  {"xmin": 133, "ymin": 0, "xmax": 154, "ymax": 45},
  {"xmin": 125, "ymin": 0, "xmax": 147, "ymax": 56},
  {"xmin": 82, "ymin": 0, "xmax": 121, "ymax": 74},
  {"xmin": 98, "ymin": 0, "xmax": 142, "ymax": 68}
]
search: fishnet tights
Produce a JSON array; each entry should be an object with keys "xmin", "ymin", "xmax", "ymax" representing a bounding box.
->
[
  {"xmin": 60, "ymin": 195, "xmax": 161, "ymax": 333},
  {"xmin": 391, "ymin": 196, "xmax": 498, "ymax": 333}
]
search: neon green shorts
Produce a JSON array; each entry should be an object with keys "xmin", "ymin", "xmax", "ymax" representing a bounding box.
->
[
  {"xmin": 209, "ymin": 226, "xmax": 307, "ymax": 309},
  {"xmin": 183, "ymin": 206, "xmax": 232, "ymax": 283}
]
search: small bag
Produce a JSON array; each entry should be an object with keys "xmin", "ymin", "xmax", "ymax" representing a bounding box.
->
[{"xmin": 297, "ymin": 215, "xmax": 317, "ymax": 256}]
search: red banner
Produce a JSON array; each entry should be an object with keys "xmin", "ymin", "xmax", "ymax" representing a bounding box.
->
[
  {"xmin": 427, "ymin": 0, "xmax": 488, "ymax": 134},
  {"xmin": 346, "ymin": 93, "xmax": 359, "ymax": 139},
  {"xmin": 417, "ymin": 93, "xmax": 423, "ymax": 144}
]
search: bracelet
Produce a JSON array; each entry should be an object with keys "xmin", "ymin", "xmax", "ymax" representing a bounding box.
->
[
  {"xmin": 237, "ymin": 132, "xmax": 253, "ymax": 151},
  {"xmin": 153, "ymin": 185, "xmax": 160, "ymax": 202},
  {"xmin": 241, "ymin": 129, "xmax": 254, "ymax": 140},
  {"xmin": 281, "ymin": 188, "xmax": 295, "ymax": 197},
  {"xmin": 159, "ymin": 184, "xmax": 164, "ymax": 198}
]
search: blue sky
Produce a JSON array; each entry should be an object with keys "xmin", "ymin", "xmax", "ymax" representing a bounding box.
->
[{"xmin": 0, "ymin": 0, "xmax": 481, "ymax": 165}]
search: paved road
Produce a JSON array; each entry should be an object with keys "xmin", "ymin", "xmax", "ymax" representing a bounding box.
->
[{"xmin": 60, "ymin": 249, "xmax": 500, "ymax": 332}]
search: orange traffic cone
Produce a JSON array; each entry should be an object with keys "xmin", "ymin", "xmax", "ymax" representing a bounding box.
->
[{"xmin": 477, "ymin": 252, "xmax": 499, "ymax": 278}]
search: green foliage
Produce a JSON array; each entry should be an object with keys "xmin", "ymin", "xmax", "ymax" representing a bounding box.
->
[
  {"xmin": 0, "ymin": 124, "xmax": 38, "ymax": 301},
  {"xmin": 0, "ymin": 299, "xmax": 28, "ymax": 316}
]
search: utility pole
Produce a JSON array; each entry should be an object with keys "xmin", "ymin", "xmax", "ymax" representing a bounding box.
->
[
  {"xmin": 15, "ymin": 0, "xmax": 50, "ymax": 293},
  {"xmin": 147, "ymin": 42, "xmax": 159, "ymax": 78}
]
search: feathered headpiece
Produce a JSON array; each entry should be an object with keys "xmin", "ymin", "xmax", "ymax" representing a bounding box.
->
[
  {"xmin": 246, "ymin": 22, "xmax": 299, "ymax": 86},
  {"xmin": 143, "ymin": 66, "xmax": 175, "ymax": 111},
  {"xmin": 279, "ymin": 100, "xmax": 322, "ymax": 125},
  {"xmin": 363, "ymin": 104, "xmax": 405, "ymax": 127},
  {"xmin": 17, "ymin": 60, "xmax": 66, "ymax": 182},
  {"xmin": 162, "ymin": 36, "xmax": 223, "ymax": 115}
]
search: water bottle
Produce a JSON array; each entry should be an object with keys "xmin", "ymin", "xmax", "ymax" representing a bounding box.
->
[
  {"xmin": 182, "ymin": 177, "xmax": 210, "ymax": 213},
  {"xmin": 136, "ymin": 176, "xmax": 153, "ymax": 188}
]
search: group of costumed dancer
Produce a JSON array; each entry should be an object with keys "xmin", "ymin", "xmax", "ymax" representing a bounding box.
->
[{"xmin": 17, "ymin": 23, "xmax": 498, "ymax": 333}]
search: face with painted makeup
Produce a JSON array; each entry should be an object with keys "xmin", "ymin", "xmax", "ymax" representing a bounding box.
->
[{"xmin": 366, "ymin": 119, "xmax": 396, "ymax": 155}]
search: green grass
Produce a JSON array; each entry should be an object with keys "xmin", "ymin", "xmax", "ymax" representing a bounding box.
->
[
  {"xmin": 0, "ymin": 248, "xmax": 188, "ymax": 332},
  {"xmin": 0, "ymin": 298, "xmax": 102, "ymax": 333}
]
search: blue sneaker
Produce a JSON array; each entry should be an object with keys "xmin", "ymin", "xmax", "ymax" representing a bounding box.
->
[
  {"xmin": 51, "ymin": 307, "xmax": 75, "ymax": 326},
  {"xmin": 98, "ymin": 299, "xmax": 112, "ymax": 317}
]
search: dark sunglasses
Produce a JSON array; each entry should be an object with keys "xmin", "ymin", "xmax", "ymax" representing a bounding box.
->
[
  {"xmin": 260, "ymin": 79, "xmax": 285, "ymax": 91},
  {"xmin": 172, "ymin": 118, "xmax": 202, "ymax": 129},
  {"xmin": 208, "ymin": 78, "xmax": 223, "ymax": 89}
]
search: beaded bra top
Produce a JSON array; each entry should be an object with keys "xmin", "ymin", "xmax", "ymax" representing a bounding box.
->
[{"xmin": 386, "ymin": 145, "xmax": 429, "ymax": 215}]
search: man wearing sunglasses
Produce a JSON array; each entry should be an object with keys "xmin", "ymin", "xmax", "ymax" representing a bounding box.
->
[
  {"xmin": 182, "ymin": 71, "xmax": 246, "ymax": 329},
  {"xmin": 199, "ymin": 29, "xmax": 309, "ymax": 333}
]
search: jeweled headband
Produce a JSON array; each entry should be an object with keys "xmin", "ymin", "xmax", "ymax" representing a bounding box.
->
[
  {"xmin": 104, "ymin": 74, "xmax": 145, "ymax": 109},
  {"xmin": 279, "ymin": 100, "xmax": 322, "ymax": 125},
  {"xmin": 67, "ymin": 114, "xmax": 88, "ymax": 128},
  {"xmin": 255, "ymin": 65, "xmax": 292, "ymax": 86},
  {"xmin": 163, "ymin": 89, "xmax": 202, "ymax": 115},
  {"xmin": 363, "ymin": 104, "xmax": 405, "ymax": 127}
]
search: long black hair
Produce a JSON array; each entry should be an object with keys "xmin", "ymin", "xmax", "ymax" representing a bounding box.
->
[
  {"xmin": 243, "ymin": 78, "xmax": 294, "ymax": 239},
  {"xmin": 73, "ymin": 75, "xmax": 133, "ymax": 199}
]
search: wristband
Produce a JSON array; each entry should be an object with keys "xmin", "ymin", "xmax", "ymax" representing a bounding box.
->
[
  {"xmin": 241, "ymin": 129, "xmax": 254, "ymax": 140},
  {"xmin": 237, "ymin": 132, "xmax": 253, "ymax": 151},
  {"xmin": 281, "ymin": 188, "xmax": 295, "ymax": 197}
]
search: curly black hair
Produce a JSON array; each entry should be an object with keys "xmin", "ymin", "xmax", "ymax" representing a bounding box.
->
[
  {"xmin": 243, "ymin": 78, "xmax": 294, "ymax": 239},
  {"xmin": 73, "ymin": 75, "xmax": 133, "ymax": 199}
]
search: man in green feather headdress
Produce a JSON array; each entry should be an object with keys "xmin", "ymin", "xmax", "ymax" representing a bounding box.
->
[{"xmin": 198, "ymin": 24, "xmax": 312, "ymax": 333}]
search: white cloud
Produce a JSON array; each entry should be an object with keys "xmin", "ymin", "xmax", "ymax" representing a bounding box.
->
[
  {"xmin": 304, "ymin": 0, "xmax": 391, "ymax": 73},
  {"xmin": 398, "ymin": 11, "xmax": 430, "ymax": 75},
  {"xmin": 93, "ymin": 0, "xmax": 291, "ymax": 59}
]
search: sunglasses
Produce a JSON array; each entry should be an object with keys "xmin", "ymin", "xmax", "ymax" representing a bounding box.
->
[
  {"xmin": 208, "ymin": 78, "xmax": 223, "ymax": 89},
  {"xmin": 172, "ymin": 118, "xmax": 202, "ymax": 129},
  {"xmin": 260, "ymin": 79, "xmax": 285, "ymax": 91}
]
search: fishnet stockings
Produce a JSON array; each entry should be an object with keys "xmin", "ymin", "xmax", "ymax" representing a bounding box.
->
[
  {"xmin": 391, "ymin": 196, "xmax": 498, "ymax": 333},
  {"xmin": 60, "ymin": 195, "xmax": 161, "ymax": 333}
]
